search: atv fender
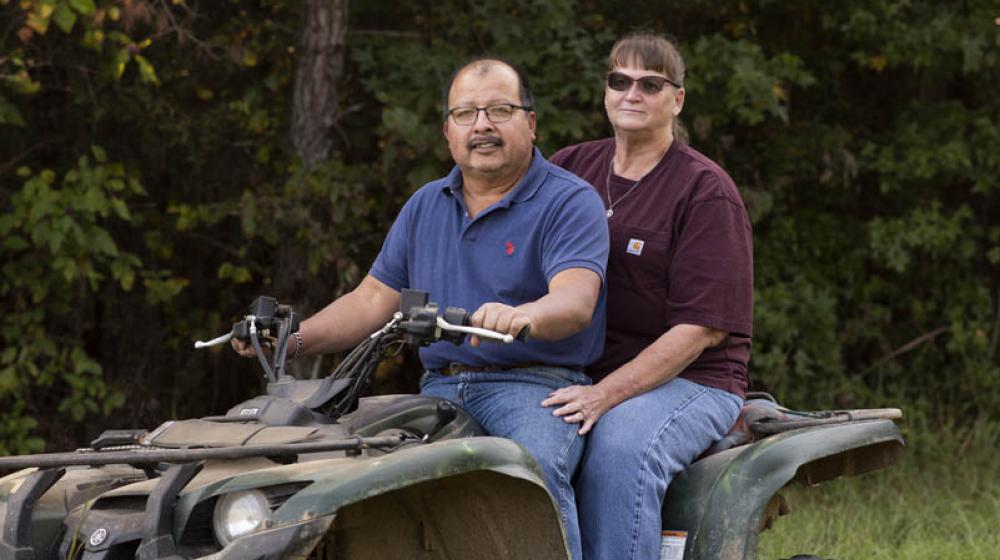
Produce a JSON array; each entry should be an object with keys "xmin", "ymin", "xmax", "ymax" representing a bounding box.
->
[
  {"xmin": 180, "ymin": 436, "xmax": 570, "ymax": 559},
  {"xmin": 661, "ymin": 419, "xmax": 904, "ymax": 560}
]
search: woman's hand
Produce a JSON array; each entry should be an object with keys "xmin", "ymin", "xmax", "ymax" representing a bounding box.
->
[{"xmin": 542, "ymin": 384, "xmax": 613, "ymax": 435}]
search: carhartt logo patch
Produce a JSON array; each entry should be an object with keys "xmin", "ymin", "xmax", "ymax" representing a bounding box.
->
[
  {"xmin": 505, "ymin": 241, "xmax": 515, "ymax": 256},
  {"xmin": 627, "ymin": 238, "xmax": 645, "ymax": 256}
]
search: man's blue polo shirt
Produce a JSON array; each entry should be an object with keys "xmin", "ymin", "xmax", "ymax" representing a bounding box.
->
[{"xmin": 370, "ymin": 147, "xmax": 609, "ymax": 371}]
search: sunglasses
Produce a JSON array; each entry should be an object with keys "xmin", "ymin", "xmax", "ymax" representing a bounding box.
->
[{"xmin": 606, "ymin": 71, "xmax": 682, "ymax": 94}]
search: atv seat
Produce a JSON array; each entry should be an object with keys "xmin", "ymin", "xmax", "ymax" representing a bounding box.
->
[{"xmin": 701, "ymin": 396, "xmax": 787, "ymax": 457}]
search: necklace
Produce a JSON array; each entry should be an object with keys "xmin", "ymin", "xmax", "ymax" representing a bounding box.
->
[{"xmin": 604, "ymin": 147, "xmax": 668, "ymax": 219}]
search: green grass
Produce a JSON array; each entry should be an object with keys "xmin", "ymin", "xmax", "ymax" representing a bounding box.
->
[{"xmin": 757, "ymin": 421, "xmax": 1000, "ymax": 560}]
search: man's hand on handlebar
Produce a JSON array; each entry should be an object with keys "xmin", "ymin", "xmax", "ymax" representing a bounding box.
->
[
  {"xmin": 231, "ymin": 337, "xmax": 269, "ymax": 359},
  {"xmin": 469, "ymin": 303, "xmax": 532, "ymax": 347}
]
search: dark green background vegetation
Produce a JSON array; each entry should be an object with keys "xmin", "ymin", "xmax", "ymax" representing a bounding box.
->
[{"xmin": 1, "ymin": 0, "xmax": 998, "ymax": 454}]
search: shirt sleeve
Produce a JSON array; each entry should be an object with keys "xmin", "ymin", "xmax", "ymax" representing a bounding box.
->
[
  {"xmin": 548, "ymin": 146, "xmax": 571, "ymax": 168},
  {"xmin": 541, "ymin": 185, "xmax": 610, "ymax": 283},
  {"xmin": 665, "ymin": 194, "xmax": 753, "ymax": 336},
  {"xmin": 369, "ymin": 197, "xmax": 413, "ymax": 291}
]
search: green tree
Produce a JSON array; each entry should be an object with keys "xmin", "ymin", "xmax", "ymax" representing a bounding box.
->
[{"xmin": 1, "ymin": 0, "xmax": 997, "ymax": 453}]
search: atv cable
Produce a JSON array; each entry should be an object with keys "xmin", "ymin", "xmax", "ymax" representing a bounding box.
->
[{"xmin": 249, "ymin": 316, "xmax": 276, "ymax": 382}]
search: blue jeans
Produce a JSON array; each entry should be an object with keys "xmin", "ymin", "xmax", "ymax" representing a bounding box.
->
[
  {"xmin": 421, "ymin": 367, "xmax": 592, "ymax": 560},
  {"xmin": 576, "ymin": 377, "xmax": 742, "ymax": 560}
]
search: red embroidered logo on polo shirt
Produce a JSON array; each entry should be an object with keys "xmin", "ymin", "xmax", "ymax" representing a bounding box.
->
[{"xmin": 505, "ymin": 241, "xmax": 515, "ymax": 256}]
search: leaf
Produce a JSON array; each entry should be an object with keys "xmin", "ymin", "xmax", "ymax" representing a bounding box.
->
[
  {"xmin": 68, "ymin": 0, "xmax": 97, "ymax": 15},
  {"xmin": 91, "ymin": 229, "xmax": 118, "ymax": 256},
  {"xmin": 868, "ymin": 55, "xmax": 888, "ymax": 72},
  {"xmin": 0, "ymin": 95, "xmax": 26, "ymax": 127},
  {"xmin": 7, "ymin": 70, "xmax": 41, "ymax": 95},
  {"xmin": 52, "ymin": 2, "xmax": 77, "ymax": 33},
  {"xmin": 0, "ymin": 367, "xmax": 18, "ymax": 393},
  {"xmin": 110, "ymin": 198, "xmax": 131, "ymax": 221},
  {"xmin": 25, "ymin": 11, "xmax": 50, "ymax": 35},
  {"xmin": 218, "ymin": 262, "xmax": 252, "ymax": 284},
  {"xmin": 82, "ymin": 29, "xmax": 105, "ymax": 51},
  {"xmin": 134, "ymin": 55, "xmax": 160, "ymax": 86},
  {"xmin": 71, "ymin": 346, "xmax": 102, "ymax": 376},
  {"xmin": 243, "ymin": 49, "xmax": 258, "ymax": 67},
  {"xmin": 102, "ymin": 390, "xmax": 126, "ymax": 414},
  {"xmin": 240, "ymin": 191, "xmax": 257, "ymax": 237},
  {"xmin": 112, "ymin": 48, "xmax": 130, "ymax": 80},
  {"xmin": 111, "ymin": 258, "xmax": 136, "ymax": 290},
  {"xmin": 143, "ymin": 276, "xmax": 190, "ymax": 304},
  {"xmin": 2, "ymin": 235, "xmax": 30, "ymax": 252},
  {"xmin": 91, "ymin": 145, "xmax": 107, "ymax": 162},
  {"xmin": 0, "ymin": 348, "xmax": 16, "ymax": 365}
]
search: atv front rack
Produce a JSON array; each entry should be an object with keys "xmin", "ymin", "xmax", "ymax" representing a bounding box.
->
[{"xmin": 0, "ymin": 433, "xmax": 412, "ymax": 471}]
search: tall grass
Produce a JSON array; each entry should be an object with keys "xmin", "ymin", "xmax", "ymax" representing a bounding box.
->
[{"xmin": 757, "ymin": 419, "xmax": 1000, "ymax": 560}]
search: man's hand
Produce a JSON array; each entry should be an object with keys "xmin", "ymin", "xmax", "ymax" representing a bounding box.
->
[
  {"xmin": 468, "ymin": 302, "xmax": 532, "ymax": 347},
  {"xmin": 230, "ymin": 338, "xmax": 271, "ymax": 359},
  {"xmin": 542, "ymin": 384, "xmax": 613, "ymax": 435}
]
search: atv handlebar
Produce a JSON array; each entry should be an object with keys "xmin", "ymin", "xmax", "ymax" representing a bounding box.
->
[{"xmin": 195, "ymin": 290, "xmax": 518, "ymax": 383}]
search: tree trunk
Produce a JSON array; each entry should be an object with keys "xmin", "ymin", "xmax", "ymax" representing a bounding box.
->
[
  {"xmin": 280, "ymin": 0, "xmax": 350, "ymax": 378},
  {"xmin": 291, "ymin": 0, "xmax": 348, "ymax": 170}
]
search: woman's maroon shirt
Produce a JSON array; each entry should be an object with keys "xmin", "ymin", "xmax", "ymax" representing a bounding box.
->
[{"xmin": 550, "ymin": 138, "xmax": 752, "ymax": 397}]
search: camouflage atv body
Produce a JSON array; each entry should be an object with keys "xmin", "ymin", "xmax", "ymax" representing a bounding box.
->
[
  {"xmin": 0, "ymin": 393, "xmax": 567, "ymax": 559},
  {"xmin": 0, "ymin": 295, "xmax": 903, "ymax": 559}
]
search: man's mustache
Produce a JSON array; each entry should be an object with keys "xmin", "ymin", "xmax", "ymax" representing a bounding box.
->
[{"xmin": 467, "ymin": 136, "xmax": 504, "ymax": 149}]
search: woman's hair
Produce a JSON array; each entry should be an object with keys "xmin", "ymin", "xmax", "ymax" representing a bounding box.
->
[{"xmin": 607, "ymin": 32, "xmax": 689, "ymax": 143}]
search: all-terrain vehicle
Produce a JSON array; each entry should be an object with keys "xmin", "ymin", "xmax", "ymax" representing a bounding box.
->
[{"xmin": 0, "ymin": 292, "xmax": 903, "ymax": 559}]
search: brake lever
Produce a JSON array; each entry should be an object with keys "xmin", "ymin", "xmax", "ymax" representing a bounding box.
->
[
  {"xmin": 194, "ymin": 331, "xmax": 234, "ymax": 349},
  {"xmin": 435, "ymin": 316, "xmax": 514, "ymax": 344}
]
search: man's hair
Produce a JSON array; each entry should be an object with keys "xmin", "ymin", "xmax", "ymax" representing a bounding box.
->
[
  {"xmin": 607, "ymin": 31, "xmax": 685, "ymax": 87},
  {"xmin": 441, "ymin": 57, "xmax": 535, "ymax": 120}
]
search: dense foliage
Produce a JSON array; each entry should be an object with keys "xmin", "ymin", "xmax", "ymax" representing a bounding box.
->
[{"xmin": 1, "ymin": 0, "xmax": 997, "ymax": 453}]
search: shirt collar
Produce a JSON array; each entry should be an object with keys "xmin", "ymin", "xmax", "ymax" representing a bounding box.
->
[{"xmin": 440, "ymin": 147, "xmax": 546, "ymax": 207}]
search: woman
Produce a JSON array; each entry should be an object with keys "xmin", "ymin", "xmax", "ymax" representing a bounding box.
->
[{"xmin": 544, "ymin": 32, "xmax": 753, "ymax": 559}]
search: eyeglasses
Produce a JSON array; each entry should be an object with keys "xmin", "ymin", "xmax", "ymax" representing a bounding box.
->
[
  {"xmin": 606, "ymin": 71, "xmax": 682, "ymax": 94},
  {"xmin": 447, "ymin": 104, "xmax": 533, "ymax": 125}
]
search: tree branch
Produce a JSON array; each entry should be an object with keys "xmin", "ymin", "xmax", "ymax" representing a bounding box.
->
[
  {"xmin": 0, "ymin": 140, "xmax": 51, "ymax": 177},
  {"xmin": 864, "ymin": 326, "xmax": 951, "ymax": 374}
]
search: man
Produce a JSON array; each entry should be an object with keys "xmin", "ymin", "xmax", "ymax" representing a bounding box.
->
[{"xmin": 234, "ymin": 58, "xmax": 608, "ymax": 560}]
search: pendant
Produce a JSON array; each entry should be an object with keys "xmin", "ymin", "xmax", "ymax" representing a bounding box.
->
[{"xmin": 606, "ymin": 208, "xmax": 614, "ymax": 219}]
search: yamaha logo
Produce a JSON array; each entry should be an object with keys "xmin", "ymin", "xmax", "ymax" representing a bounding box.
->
[{"xmin": 89, "ymin": 527, "xmax": 108, "ymax": 547}]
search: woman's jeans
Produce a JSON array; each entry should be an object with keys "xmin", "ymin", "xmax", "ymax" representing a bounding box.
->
[
  {"xmin": 421, "ymin": 367, "xmax": 591, "ymax": 560},
  {"xmin": 576, "ymin": 377, "xmax": 742, "ymax": 560}
]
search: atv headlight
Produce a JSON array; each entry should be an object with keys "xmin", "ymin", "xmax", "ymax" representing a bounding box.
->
[{"xmin": 212, "ymin": 489, "xmax": 271, "ymax": 546}]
